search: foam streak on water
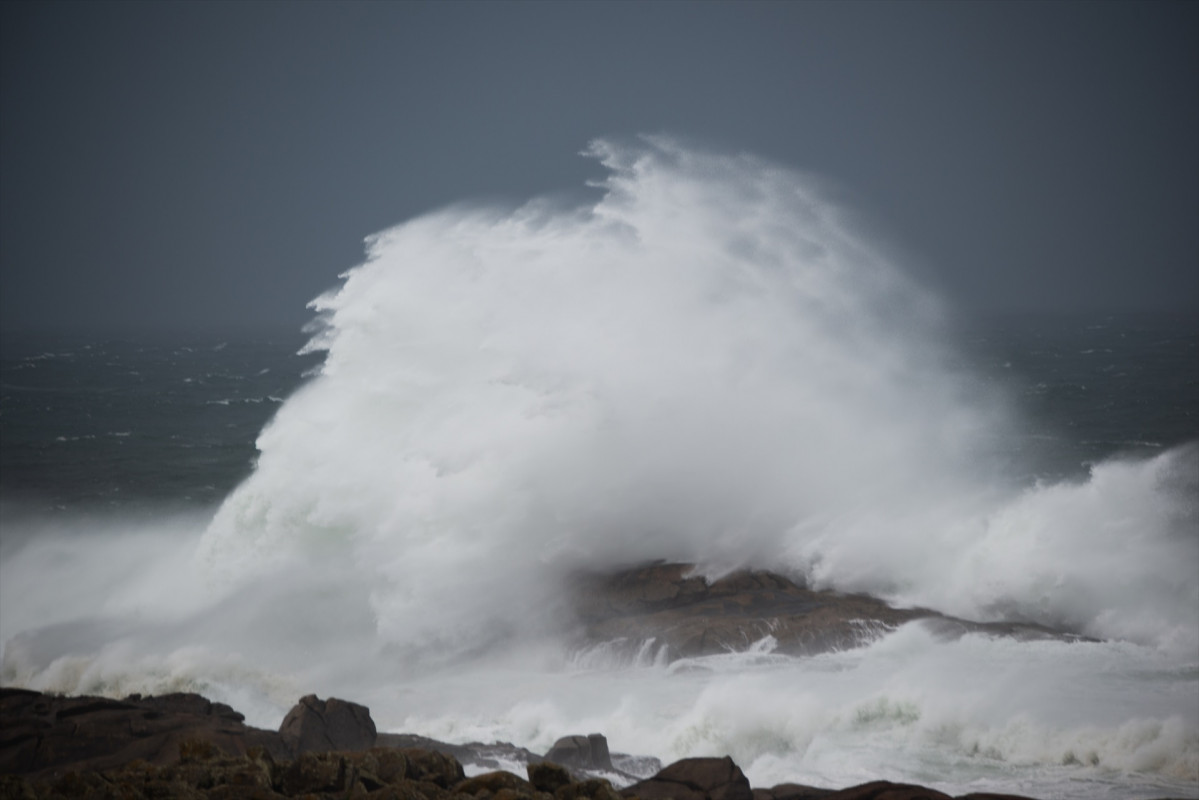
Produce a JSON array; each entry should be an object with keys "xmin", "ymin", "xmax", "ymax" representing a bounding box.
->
[{"xmin": 2, "ymin": 138, "xmax": 1196, "ymax": 798}]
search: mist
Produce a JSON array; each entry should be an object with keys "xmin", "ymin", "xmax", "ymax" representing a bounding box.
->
[{"xmin": 2, "ymin": 139, "xmax": 1196, "ymax": 798}]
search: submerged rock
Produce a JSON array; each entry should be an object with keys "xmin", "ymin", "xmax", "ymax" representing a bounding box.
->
[{"xmin": 571, "ymin": 562, "xmax": 1089, "ymax": 660}]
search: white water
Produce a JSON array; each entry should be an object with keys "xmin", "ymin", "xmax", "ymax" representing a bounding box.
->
[{"xmin": 2, "ymin": 138, "xmax": 1196, "ymax": 798}]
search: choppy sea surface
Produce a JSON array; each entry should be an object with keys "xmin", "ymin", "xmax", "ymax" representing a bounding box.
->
[
  {"xmin": 1, "ymin": 330, "xmax": 320, "ymax": 513},
  {"xmin": 1, "ymin": 141, "xmax": 1197, "ymax": 799}
]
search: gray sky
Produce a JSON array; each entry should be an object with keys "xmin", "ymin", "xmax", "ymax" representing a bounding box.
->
[{"xmin": 2, "ymin": 1, "xmax": 1196, "ymax": 332}]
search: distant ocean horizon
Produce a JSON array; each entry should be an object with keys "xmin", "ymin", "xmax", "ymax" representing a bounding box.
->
[
  {"xmin": 2, "ymin": 141, "xmax": 1196, "ymax": 799},
  {"xmin": 4, "ymin": 309, "xmax": 1195, "ymax": 514}
]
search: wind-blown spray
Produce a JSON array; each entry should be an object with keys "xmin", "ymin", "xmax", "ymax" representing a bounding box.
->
[
  {"xmin": 3, "ymin": 138, "xmax": 1195, "ymax": 797},
  {"xmin": 200, "ymin": 137, "xmax": 1196, "ymax": 657}
]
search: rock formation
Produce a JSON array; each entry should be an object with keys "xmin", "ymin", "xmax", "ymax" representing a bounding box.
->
[
  {"xmin": 0, "ymin": 687, "xmax": 291, "ymax": 777},
  {"xmin": 570, "ymin": 562, "xmax": 1088, "ymax": 660},
  {"xmin": 621, "ymin": 756, "xmax": 752, "ymax": 800},
  {"xmin": 279, "ymin": 694, "xmax": 377, "ymax": 754},
  {"xmin": 0, "ymin": 561, "xmax": 1104, "ymax": 800}
]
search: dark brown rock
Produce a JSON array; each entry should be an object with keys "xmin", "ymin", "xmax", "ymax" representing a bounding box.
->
[
  {"xmin": 0, "ymin": 689, "xmax": 1051, "ymax": 800},
  {"xmin": 818, "ymin": 781, "xmax": 952, "ymax": 800},
  {"xmin": 755, "ymin": 784, "xmax": 837, "ymax": 800},
  {"xmin": 621, "ymin": 756, "xmax": 752, "ymax": 800},
  {"xmin": 457, "ymin": 769, "xmax": 537, "ymax": 795},
  {"xmin": 572, "ymin": 563, "xmax": 1089, "ymax": 661},
  {"xmin": 0, "ymin": 687, "xmax": 288, "ymax": 778},
  {"xmin": 529, "ymin": 762, "xmax": 574, "ymax": 793},
  {"xmin": 0, "ymin": 774, "xmax": 38, "ymax": 800},
  {"xmin": 0, "ymin": 738, "xmax": 468, "ymax": 798},
  {"xmin": 278, "ymin": 694, "xmax": 377, "ymax": 754},
  {"xmin": 559, "ymin": 777, "xmax": 622, "ymax": 800},
  {"xmin": 278, "ymin": 751, "xmax": 349, "ymax": 794},
  {"xmin": 401, "ymin": 746, "xmax": 468, "ymax": 788},
  {"xmin": 354, "ymin": 747, "xmax": 410, "ymax": 783},
  {"xmin": 573, "ymin": 564, "xmax": 925, "ymax": 660}
]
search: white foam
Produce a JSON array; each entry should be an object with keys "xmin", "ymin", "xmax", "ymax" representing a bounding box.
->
[
  {"xmin": 196, "ymin": 137, "xmax": 1196, "ymax": 658},
  {"xmin": 2, "ymin": 138, "xmax": 1195, "ymax": 797},
  {"xmin": 385, "ymin": 626, "xmax": 1196, "ymax": 797}
]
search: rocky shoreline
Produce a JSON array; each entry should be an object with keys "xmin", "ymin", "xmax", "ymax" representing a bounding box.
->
[
  {"xmin": 2, "ymin": 687, "xmax": 1052, "ymax": 800},
  {"xmin": 3, "ymin": 565, "xmax": 1155, "ymax": 799}
]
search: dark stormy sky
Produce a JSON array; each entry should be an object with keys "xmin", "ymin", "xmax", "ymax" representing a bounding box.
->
[{"xmin": 2, "ymin": 1, "xmax": 1196, "ymax": 332}]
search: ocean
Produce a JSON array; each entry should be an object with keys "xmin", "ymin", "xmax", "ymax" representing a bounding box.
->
[{"xmin": 1, "ymin": 140, "xmax": 1196, "ymax": 799}]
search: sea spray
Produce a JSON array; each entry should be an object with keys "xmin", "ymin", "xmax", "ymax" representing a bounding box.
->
[
  {"xmin": 2, "ymin": 139, "xmax": 1196, "ymax": 798},
  {"xmin": 198, "ymin": 137, "xmax": 1196, "ymax": 659},
  {"xmin": 200, "ymin": 138, "xmax": 999, "ymax": 655}
]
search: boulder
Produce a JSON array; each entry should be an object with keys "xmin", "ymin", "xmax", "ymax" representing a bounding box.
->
[
  {"xmin": 621, "ymin": 756, "xmax": 752, "ymax": 800},
  {"xmin": 278, "ymin": 694, "xmax": 377, "ymax": 754},
  {"xmin": 546, "ymin": 734, "xmax": 613, "ymax": 771}
]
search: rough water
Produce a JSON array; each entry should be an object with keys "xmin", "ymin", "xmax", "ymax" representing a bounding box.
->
[{"xmin": 2, "ymin": 139, "xmax": 1196, "ymax": 799}]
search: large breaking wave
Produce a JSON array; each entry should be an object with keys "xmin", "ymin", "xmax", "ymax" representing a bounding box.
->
[
  {"xmin": 3, "ymin": 138, "xmax": 1196, "ymax": 797},
  {"xmin": 198, "ymin": 137, "xmax": 1197, "ymax": 656}
]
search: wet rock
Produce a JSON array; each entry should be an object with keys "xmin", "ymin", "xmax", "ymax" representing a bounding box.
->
[
  {"xmin": 611, "ymin": 752, "xmax": 663, "ymax": 780},
  {"xmin": 278, "ymin": 694, "xmax": 377, "ymax": 755},
  {"xmin": 379, "ymin": 733, "xmax": 548, "ymax": 778},
  {"xmin": 573, "ymin": 564, "xmax": 923, "ymax": 659},
  {"xmin": 621, "ymin": 756, "xmax": 752, "ymax": 800}
]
